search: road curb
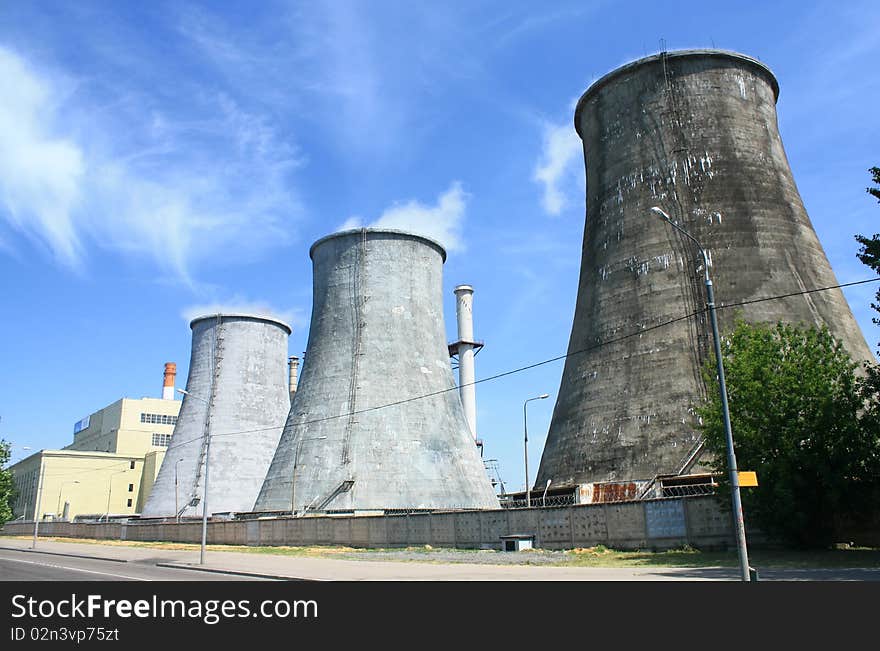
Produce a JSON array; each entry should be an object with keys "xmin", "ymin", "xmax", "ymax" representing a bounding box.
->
[
  {"xmin": 154, "ymin": 562, "xmax": 317, "ymax": 581},
  {"xmin": 0, "ymin": 546, "xmax": 129, "ymax": 564}
]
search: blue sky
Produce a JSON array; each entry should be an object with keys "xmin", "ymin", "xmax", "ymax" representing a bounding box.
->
[{"xmin": 1, "ymin": 1, "xmax": 878, "ymax": 494}]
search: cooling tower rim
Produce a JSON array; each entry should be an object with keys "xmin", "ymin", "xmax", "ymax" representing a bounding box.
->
[
  {"xmin": 574, "ymin": 49, "xmax": 779, "ymax": 137},
  {"xmin": 188, "ymin": 313, "xmax": 292, "ymax": 335},
  {"xmin": 310, "ymin": 228, "xmax": 447, "ymax": 263}
]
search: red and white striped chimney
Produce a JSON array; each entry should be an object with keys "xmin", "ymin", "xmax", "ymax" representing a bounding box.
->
[{"xmin": 163, "ymin": 362, "xmax": 177, "ymax": 400}]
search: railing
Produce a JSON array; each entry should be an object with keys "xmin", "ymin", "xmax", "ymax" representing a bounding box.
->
[
  {"xmin": 500, "ymin": 494, "xmax": 576, "ymax": 509},
  {"xmin": 501, "ymin": 480, "xmax": 717, "ymax": 507},
  {"xmin": 657, "ymin": 482, "xmax": 716, "ymax": 498}
]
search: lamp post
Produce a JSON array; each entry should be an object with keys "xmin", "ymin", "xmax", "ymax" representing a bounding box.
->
[
  {"xmin": 649, "ymin": 206, "xmax": 751, "ymax": 582},
  {"xmin": 57, "ymin": 480, "xmax": 80, "ymax": 519},
  {"xmin": 105, "ymin": 468, "xmax": 129, "ymax": 522},
  {"xmin": 523, "ymin": 394, "xmax": 549, "ymax": 508},
  {"xmin": 31, "ymin": 460, "xmax": 45, "ymax": 549},
  {"xmin": 291, "ymin": 436, "xmax": 327, "ymax": 516},
  {"xmin": 174, "ymin": 458, "xmax": 185, "ymax": 523},
  {"xmin": 178, "ymin": 388, "xmax": 210, "ymax": 565}
]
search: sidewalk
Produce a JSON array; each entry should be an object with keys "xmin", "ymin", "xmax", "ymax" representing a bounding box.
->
[{"xmin": 0, "ymin": 537, "xmax": 734, "ymax": 581}]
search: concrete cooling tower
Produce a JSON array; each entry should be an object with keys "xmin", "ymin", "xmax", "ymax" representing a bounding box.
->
[
  {"xmin": 142, "ymin": 314, "xmax": 291, "ymax": 517},
  {"xmin": 255, "ymin": 229, "xmax": 499, "ymax": 513},
  {"xmin": 536, "ymin": 49, "xmax": 874, "ymax": 489}
]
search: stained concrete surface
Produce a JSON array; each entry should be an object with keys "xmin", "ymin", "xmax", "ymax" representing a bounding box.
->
[
  {"xmin": 538, "ymin": 50, "xmax": 875, "ymax": 488},
  {"xmin": 256, "ymin": 230, "xmax": 498, "ymax": 512}
]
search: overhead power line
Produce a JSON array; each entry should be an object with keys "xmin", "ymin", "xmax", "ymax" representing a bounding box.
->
[
  {"xmin": 17, "ymin": 276, "xmax": 879, "ymax": 477},
  {"xmin": 163, "ymin": 275, "xmax": 880, "ymax": 449}
]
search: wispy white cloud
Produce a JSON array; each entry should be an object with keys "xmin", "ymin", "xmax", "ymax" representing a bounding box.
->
[
  {"xmin": 173, "ymin": 3, "xmax": 399, "ymax": 158},
  {"xmin": 341, "ymin": 182, "xmax": 468, "ymax": 252},
  {"xmin": 488, "ymin": 5, "xmax": 600, "ymax": 51},
  {"xmin": 181, "ymin": 298, "xmax": 306, "ymax": 333},
  {"xmin": 0, "ymin": 49, "xmax": 85, "ymax": 267},
  {"xmin": 533, "ymin": 120, "xmax": 582, "ymax": 216},
  {"xmin": 173, "ymin": 4, "xmax": 491, "ymax": 161},
  {"xmin": 0, "ymin": 46, "xmax": 301, "ymax": 283}
]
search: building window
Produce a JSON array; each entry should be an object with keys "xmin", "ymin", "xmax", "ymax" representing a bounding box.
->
[
  {"xmin": 140, "ymin": 413, "xmax": 178, "ymax": 425},
  {"xmin": 130, "ymin": 460, "xmax": 135, "ymax": 470},
  {"xmin": 128, "ymin": 484, "xmax": 134, "ymax": 492},
  {"xmin": 151, "ymin": 432, "xmax": 172, "ymax": 447},
  {"xmin": 127, "ymin": 499, "xmax": 132, "ymax": 508}
]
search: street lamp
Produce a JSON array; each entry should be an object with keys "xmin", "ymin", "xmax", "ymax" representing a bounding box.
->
[
  {"xmin": 178, "ymin": 388, "xmax": 211, "ymax": 565},
  {"xmin": 57, "ymin": 480, "xmax": 80, "ymax": 519},
  {"xmin": 523, "ymin": 393, "xmax": 549, "ymax": 508},
  {"xmin": 542, "ymin": 479, "xmax": 552, "ymax": 507},
  {"xmin": 649, "ymin": 206, "xmax": 751, "ymax": 582},
  {"xmin": 291, "ymin": 436, "xmax": 327, "ymax": 516},
  {"xmin": 10, "ymin": 446, "xmax": 38, "ymax": 546},
  {"xmin": 105, "ymin": 468, "xmax": 129, "ymax": 522},
  {"xmin": 31, "ymin": 460, "xmax": 45, "ymax": 549},
  {"xmin": 174, "ymin": 458, "xmax": 185, "ymax": 523}
]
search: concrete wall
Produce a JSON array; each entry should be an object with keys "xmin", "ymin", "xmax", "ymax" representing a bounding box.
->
[{"xmin": 2, "ymin": 496, "xmax": 738, "ymax": 551}]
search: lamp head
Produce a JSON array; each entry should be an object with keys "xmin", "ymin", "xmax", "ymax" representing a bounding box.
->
[{"xmin": 650, "ymin": 206, "xmax": 670, "ymax": 220}]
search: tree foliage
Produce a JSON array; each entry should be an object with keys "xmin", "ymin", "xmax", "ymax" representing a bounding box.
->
[
  {"xmin": 855, "ymin": 166, "xmax": 880, "ymax": 399},
  {"xmin": 855, "ymin": 166, "xmax": 880, "ymax": 331},
  {"xmin": 0, "ymin": 440, "xmax": 14, "ymax": 527},
  {"xmin": 696, "ymin": 321, "xmax": 880, "ymax": 548}
]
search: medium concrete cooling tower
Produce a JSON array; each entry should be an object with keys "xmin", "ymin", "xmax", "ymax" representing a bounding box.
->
[
  {"xmin": 255, "ymin": 229, "xmax": 499, "ymax": 513},
  {"xmin": 536, "ymin": 49, "xmax": 874, "ymax": 488},
  {"xmin": 142, "ymin": 314, "xmax": 291, "ymax": 517}
]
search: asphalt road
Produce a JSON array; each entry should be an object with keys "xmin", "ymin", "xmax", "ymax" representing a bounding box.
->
[
  {"xmin": 2, "ymin": 539, "xmax": 879, "ymax": 580},
  {"xmin": 0, "ymin": 548, "xmax": 271, "ymax": 581}
]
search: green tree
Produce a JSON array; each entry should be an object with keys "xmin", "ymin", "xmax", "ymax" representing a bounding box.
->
[
  {"xmin": 696, "ymin": 321, "xmax": 880, "ymax": 548},
  {"xmin": 0, "ymin": 440, "xmax": 14, "ymax": 526},
  {"xmin": 855, "ymin": 166, "xmax": 880, "ymax": 332},
  {"xmin": 855, "ymin": 166, "xmax": 880, "ymax": 398}
]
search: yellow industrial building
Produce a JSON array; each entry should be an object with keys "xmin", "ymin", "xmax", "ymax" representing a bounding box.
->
[{"xmin": 10, "ymin": 364, "xmax": 181, "ymax": 522}]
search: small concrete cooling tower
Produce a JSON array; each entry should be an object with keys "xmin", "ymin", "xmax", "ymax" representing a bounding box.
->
[
  {"xmin": 536, "ymin": 49, "xmax": 874, "ymax": 488},
  {"xmin": 142, "ymin": 314, "xmax": 291, "ymax": 517},
  {"xmin": 255, "ymin": 229, "xmax": 499, "ymax": 512}
]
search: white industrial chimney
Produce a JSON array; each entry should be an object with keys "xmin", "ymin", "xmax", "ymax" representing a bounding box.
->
[
  {"xmin": 288, "ymin": 356, "xmax": 299, "ymax": 401},
  {"xmin": 453, "ymin": 285, "xmax": 477, "ymax": 440}
]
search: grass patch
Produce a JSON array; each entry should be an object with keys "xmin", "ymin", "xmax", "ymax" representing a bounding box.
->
[
  {"xmin": 557, "ymin": 546, "xmax": 880, "ymax": 569},
  {"xmin": 3, "ymin": 535, "xmax": 878, "ymax": 568}
]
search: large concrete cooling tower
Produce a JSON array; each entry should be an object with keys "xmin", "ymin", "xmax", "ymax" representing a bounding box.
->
[
  {"xmin": 142, "ymin": 314, "xmax": 291, "ymax": 517},
  {"xmin": 536, "ymin": 49, "xmax": 874, "ymax": 489},
  {"xmin": 255, "ymin": 229, "xmax": 499, "ymax": 513}
]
